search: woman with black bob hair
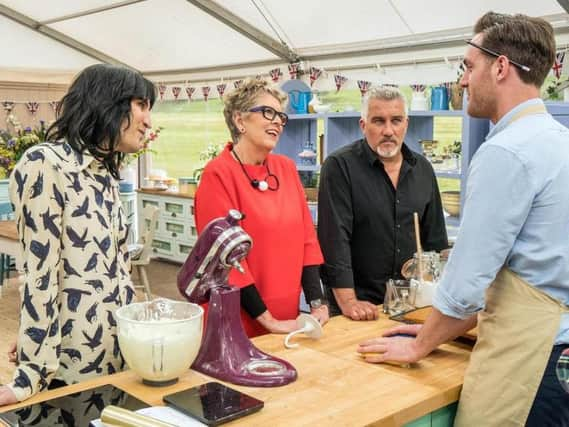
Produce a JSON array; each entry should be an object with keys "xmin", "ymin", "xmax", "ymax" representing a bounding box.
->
[
  {"xmin": 0, "ymin": 64, "xmax": 156, "ymax": 412},
  {"xmin": 47, "ymin": 63, "xmax": 156, "ymax": 179}
]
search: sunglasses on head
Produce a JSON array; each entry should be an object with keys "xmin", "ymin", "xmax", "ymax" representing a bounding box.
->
[
  {"xmin": 466, "ymin": 40, "xmax": 531, "ymax": 72},
  {"xmin": 248, "ymin": 105, "xmax": 288, "ymax": 126}
]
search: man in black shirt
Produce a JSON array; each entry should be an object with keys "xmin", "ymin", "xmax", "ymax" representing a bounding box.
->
[{"xmin": 318, "ymin": 86, "xmax": 448, "ymax": 320}]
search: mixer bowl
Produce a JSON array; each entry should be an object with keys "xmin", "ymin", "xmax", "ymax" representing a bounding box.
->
[{"xmin": 115, "ymin": 299, "xmax": 203, "ymax": 386}]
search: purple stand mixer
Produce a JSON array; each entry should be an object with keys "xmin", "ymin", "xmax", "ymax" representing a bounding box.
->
[{"xmin": 177, "ymin": 209, "xmax": 297, "ymax": 387}]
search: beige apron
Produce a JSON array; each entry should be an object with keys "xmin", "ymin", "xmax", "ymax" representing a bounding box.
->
[{"xmin": 454, "ymin": 268, "xmax": 569, "ymax": 426}]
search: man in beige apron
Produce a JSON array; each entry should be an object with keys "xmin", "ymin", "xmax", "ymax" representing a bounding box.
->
[{"xmin": 357, "ymin": 12, "xmax": 569, "ymax": 426}]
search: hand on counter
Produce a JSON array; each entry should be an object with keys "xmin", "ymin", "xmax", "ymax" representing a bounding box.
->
[
  {"xmin": 357, "ymin": 324, "xmax": 424, "ymax": 364},
  {"xmin": 310, "ymin": 304, "xmax": 329, "ymax": 326},
  {"xmin": 0, "ymin": 385, "xmax": 18, "ymax": 406},
  {"xmin": 333, "ymin": 288, "xmax": 378, "ymax": 321},
  {"xmin": 256, "ymin": 311, "xmax": 300, "ymax": 334}
]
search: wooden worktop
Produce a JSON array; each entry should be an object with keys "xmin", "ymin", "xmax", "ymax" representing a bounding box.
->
[
  {"xmin": 137, "ymin": 188, "xmax": 194, "ymax": 199},
  {"xmin": 0, "ymin": 220, "xmax": 17, "ymax": 241},
  {"xmin": 0, "ymin": 312, "xmax": 471, "ymax": 426}
]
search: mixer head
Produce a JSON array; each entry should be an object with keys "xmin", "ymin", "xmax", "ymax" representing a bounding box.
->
[{"xmin": 177, "ymin": 210, "xmax": 252, "ymax": 304}]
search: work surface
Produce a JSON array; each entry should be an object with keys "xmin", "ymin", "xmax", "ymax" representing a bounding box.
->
[{"xmin": 0, "ymin": 312, "xmax": 471, "ymax": 426}]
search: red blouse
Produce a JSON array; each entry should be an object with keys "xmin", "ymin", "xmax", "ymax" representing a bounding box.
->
[{"xmin": 195, "ymin": 143, "xmax": 323, "ymax": 337}]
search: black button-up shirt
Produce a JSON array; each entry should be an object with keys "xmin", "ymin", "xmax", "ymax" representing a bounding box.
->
[{"xmin": 318, "ymin": 139, "xmax": 448, "ymax": 307}]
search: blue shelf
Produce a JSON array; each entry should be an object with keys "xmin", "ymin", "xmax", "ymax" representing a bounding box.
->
[
  {"xmin": 288, "ymin": 113, "xmax": 319, "ymax": 120},
  {"xmin": 409, "ymin": 110, "xmax": 463, "ymax": 117},
  {"xmin": 297, "ymin": 164, "xmax": 320, "ymax": 172},
  {"xmin": 435, "ymin": 171, "xmax": 461, "ymax": 179}
]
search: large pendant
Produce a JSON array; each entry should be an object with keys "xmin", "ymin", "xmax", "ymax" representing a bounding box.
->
[{"xmin": 257, "ymin": 180, "xmax": 269, "ymax": 191}]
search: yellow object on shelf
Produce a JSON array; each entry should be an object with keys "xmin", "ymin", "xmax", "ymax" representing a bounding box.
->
[{"xmin": 441, "ymin": 190, "xmax": 460, "ymax": 217}]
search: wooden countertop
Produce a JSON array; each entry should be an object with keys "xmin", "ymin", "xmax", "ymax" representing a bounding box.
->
[
  {"xmin": 137, "ymin": 188, "xmax": 194, "ymax": 199},
  {"xmin": 0, "ymin": 312, "xmax": 471, "ymax": 426},
  {"xmin": 0, "ymin": 220, "xmax": 17, "ymax": 241}
]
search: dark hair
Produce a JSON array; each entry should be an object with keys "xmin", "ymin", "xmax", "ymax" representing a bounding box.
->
[
  {"xmin": 46, "ymin": 64, "xmax": 156, "ymax": 179},
  {"xmin": 474, "ymin": 12, "xmax": 555, "ymax": 87}
]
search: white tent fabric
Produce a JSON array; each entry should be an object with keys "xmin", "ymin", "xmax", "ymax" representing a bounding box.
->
[{"xmin": 1, "ymin": 0, "xmax": 568, "ymax": 86}]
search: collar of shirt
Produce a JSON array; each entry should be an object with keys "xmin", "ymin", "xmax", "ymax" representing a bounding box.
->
[
  {"xmin": 358, "ymin": 139, "xmax": 418, "ymax": 169},
  {"xmin": 43, "ymin": 141, "xmax": 117, "ymax": 187},
  {"xmin": 486, "ymin": 98, "xmax": 545, "ymax": 140}
]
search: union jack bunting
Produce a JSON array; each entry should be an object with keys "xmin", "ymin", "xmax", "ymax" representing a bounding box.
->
[
  {"xmin": 553, "ymin": 51, "xmax": 565, "ymax": 79},
  {"xmin": 269, "ymin": 68, "xmax": 282, "ymax": 82},
  {"xmin": 26, "ymin": 101, "xmax": 40, "ymax": 115},
  {"xmin": 334, "ymin": 74, "xmax": 348, "ymax": 92},
  {"xmin": 49, "ymin": 101, "xmax": 61, "ymax": 115},
  {"xmin": 202, "ymin": 86, "xmax": 211, "ymax": 102},
  {"xmin": 309, "ymin": 67, "xmax": 322, "ymax": 87},
  {"xmin": 158, "ymin": 84, "xmax": 167, "ymax": 101},
  {"xmin": 216, "ymin": 83, "xmax": 227, "ymax": 97},
  {"xmin": 288, "ymin": 63, "xmax": 301, "ymax": 80},
  {"xmin": 357, "ymin": 80, "xmax": 372, "ymax": 97},
  {"xmin": 2, "ymin": 101, "xmax": 15, "ymax": 113},
  {"xmin": 234, "ymin": 80, "xmax": 243, "ymax": 89},
  {"xmin": 171, "ymin": 86, "xmax": 181, "ymax": 100},
  {"xmin": 185, "ymin": 86, "xmax": 196, "ymax": 100},
  {"xmin": 410, "ymin": 84, "xmax": 426, "ymax": 93}
]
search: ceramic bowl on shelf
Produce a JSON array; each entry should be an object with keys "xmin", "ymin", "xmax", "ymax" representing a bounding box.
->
[
  {"xmin": 441, "ymin": 191, "xmax": 460, "ymax": 217},
  {"xmin": 313, "ymin": 104, "xmax": 331, "ymax": 113}
]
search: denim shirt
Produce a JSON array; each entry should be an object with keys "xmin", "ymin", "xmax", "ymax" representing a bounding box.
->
[{"xmin": 434, "ymin": 99, "xmax": 569, "ymax": 344}]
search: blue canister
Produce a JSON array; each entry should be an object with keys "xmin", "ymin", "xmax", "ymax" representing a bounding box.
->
[
  {"xmin": 430, "ymin": 86, "xmax": 449, "ymax": 110},
  {"xmin": 288, "ymin": 90, "xmax": 312, "ymax": 114}
]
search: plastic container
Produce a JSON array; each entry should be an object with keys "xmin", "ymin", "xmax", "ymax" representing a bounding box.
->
[{"xmin": 115, "ymin": 299, "xmax": 203, "ymax": 386}]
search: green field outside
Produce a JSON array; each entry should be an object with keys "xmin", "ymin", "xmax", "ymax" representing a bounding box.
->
[{"xmin": 149, "ymin": 88, "xmax": 461, "ymax": 192}]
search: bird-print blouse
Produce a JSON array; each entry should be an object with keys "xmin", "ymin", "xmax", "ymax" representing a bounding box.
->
[{"xmin": 7, "ymin": 141, "xmax": 134, "ymax": 402}]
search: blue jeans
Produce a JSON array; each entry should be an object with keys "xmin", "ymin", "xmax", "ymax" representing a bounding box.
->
[{"xmin": 525, "ymin": 344, "xmax": 569, "ymax": 426}]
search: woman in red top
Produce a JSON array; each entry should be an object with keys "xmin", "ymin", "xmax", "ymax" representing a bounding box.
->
[{"xmin": 195, "ymin": 78, "xmax": 328, "ymax": 337}]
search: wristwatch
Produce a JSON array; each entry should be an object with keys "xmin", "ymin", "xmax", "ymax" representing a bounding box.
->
[{"xmin": 310, "ymin": 298, "xmax": 328, "ymax": 310}]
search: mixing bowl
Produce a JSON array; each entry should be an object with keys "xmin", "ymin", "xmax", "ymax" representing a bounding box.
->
[{"xmin": 115, "ymin": 299, "xmax": 203, "ymax": 386}]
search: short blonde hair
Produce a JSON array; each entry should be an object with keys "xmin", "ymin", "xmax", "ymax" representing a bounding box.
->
[{"xmin": 223, "ymin": 78, "xmax": 288, "ymax": 142}]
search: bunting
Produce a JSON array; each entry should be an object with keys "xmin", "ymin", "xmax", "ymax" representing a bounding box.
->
[
  {"xmin": 171, "ymin": 86, "xmax": 181, "ymax": 100},
  {"xmin": 269, "ymin": 68, "xmax": 282, "ymax": 83},
  {"xmin": 158, "ymin": 84, "xmax": 167, "ymax": 101},
  {"xmin": 410, "ymin": 84, "xmax": 426, "ymax": 93},
  {"xmin": 309, "ymin": 67, "xmax": 322, "ymax": 87},
  {"xmin": 2, "ymin": 101, "xmax": 15, "ymax": 114},
  {"xmin": 357, "ymin": 80, "xmax": 372, "ymax": 97},
  {"xmin": 288, "ymin": 63, "xmax": 301, "ymax": 80},
  {"xmin": 334, "ymin": 74, "xmax": 348, "ymax": 92},
  {"xmin": 25, "ymin": 101, "xmax": 40, "ymax": 115},
  {"xmin": 49, "ymin": 101, "xmax": 60, "ymax": 113},
  {"xmin": 553, "ymin": 51, "xmax": 565, "ymax": 79},
  {"xmin": 233, "ymin": 80, "xmax": 243, "ymax": 89},
  {"xmin": 216, "ymin": 83, "xmax": 227, "ymax": 98},
  {"xmin": 185, "ymin": 86, "xmax": 195, "ymax": 100},
  {"xmin": 202, "ymin": 86, "xmax": 211, "ymax": 102}
]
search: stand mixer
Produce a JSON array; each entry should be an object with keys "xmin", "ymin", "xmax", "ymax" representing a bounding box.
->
[{"xmin": 177, "ymin": 209, "xmax": 297, "ymax": 387}]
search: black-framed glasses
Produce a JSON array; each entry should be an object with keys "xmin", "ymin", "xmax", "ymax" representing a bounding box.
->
[
  {"xmin": 466, "ymin": 40, "xmax": 531, "ymax": 72},
  {"xmin": 248, "ymin": 105, "xmax": 288, "ymax": 126}
]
